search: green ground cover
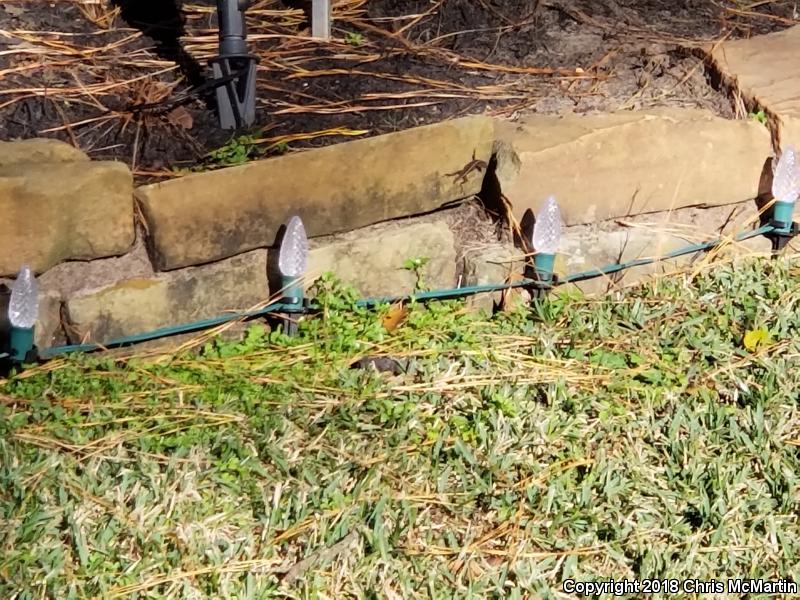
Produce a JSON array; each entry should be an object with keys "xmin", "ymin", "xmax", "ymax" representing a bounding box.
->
[{"xmin": 1, "ymin": 259, "xmax": 799, "ymax": 599}]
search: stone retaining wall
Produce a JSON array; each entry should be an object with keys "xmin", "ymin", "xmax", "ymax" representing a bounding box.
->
[{"xmin": 0, "ymin": 107, "xmax": 793, "ymax": 352}]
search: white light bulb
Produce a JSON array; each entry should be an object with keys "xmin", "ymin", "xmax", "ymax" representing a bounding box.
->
[
  {"xmin": 532, "ymin": 195, "xmax": 562, "ymax": 254},
  {"xmin": 772, "ymin": 144, "xmax": 800, "ymax": 204},
  {"xmin": 9, "ymin": 265, "xmax": 39, "ymax": 329},
  {"xmin": 278, "ymin": 215, "xmax": 309, "ymax": 278}
]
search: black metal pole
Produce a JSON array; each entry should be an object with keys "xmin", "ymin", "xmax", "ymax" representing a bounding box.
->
[
  {"xmin": 209, "ymin": 0, "xmax": 258, "ymax": 129},
  {"xmin": 218, "ymin": 0, "xmax": 249, "ymax": 55}
]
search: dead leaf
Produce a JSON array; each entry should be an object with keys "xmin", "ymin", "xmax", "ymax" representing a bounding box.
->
[
  {"xmin": 485, "ymin": 555, "xmax": 505, "ymax": 568},
  {"xmin": 381, "ymin": 301, "xmax": 408, "ymax": 332},
  {"xmin": 466, "ymin": 560, "xmax": 485, "ymax": 579},
  {"xmin": 448, "ymin": 558, "xmax": 464, "ymax": 575},
  {"xmin": 167, "ymin": 106, "xmax": 193, "ymax": 130}
]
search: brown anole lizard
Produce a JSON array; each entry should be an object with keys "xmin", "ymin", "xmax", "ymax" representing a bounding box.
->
[{"xmin": 446, "ymin": 150, "xmax": 487, "ymax": 185}]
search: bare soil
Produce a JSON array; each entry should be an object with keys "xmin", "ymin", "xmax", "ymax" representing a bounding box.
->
[{"xmin": 0, "ymin": 0, "xmax": 796, "ymax": 182}]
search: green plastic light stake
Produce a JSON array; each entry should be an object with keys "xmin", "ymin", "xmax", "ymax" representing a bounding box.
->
[
  {"xmin": 534, "ymin": 252, "xmax": 556, "ymax": 282},
  {"xmin": 773, "ymin": 200, "xmax": 795, "ymax": 230},
  {"xmin": 9, "ymin": 325, "xmax": 35, "ymax": 363},
  {"xmin": 281, "ymin": 275, "xmax": 304, "ymax": 305},
  {"xmin": 771, "ymin": 145, "xmax": 799, "ymax": 231}
]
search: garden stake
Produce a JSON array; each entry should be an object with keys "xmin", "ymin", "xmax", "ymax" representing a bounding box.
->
[{"xmin": 765, "ymin": 198, "xmax": 799, "ymax": 255}]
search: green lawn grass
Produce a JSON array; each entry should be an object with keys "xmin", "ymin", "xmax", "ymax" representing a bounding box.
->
[{"xmin": 1, "ymin": 259, "xmax": 799, "ymax": 599}]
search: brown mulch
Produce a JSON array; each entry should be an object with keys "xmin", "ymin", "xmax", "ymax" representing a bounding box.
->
[{"xmin": 0, "ymin": 0, "xmax": 796, "ymax": 182}]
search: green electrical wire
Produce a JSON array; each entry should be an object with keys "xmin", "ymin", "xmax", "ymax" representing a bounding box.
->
[
  {"xmin": 361, "ymin": 223, "xmax": 777, "ymax": 301},
  {"xmin": 37, "ymin": 301, "xmax": 303, "ymax": 358},
  {"xmin": 34, "ymin": 222, "xmax": 780, "ymax": 359},
  {"xmin": 562, "ymin": 223, "xmax": 775, "ymax": 283},
  {"xmin": 355, "ymin": 280, "xmax": 533, "ymax": 307}
]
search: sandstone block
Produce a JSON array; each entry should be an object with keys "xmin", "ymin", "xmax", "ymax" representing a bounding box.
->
[
  {"xmin": 555, "ymin": 202, "xmax": 772, "ymax": 295},
  {"xmin": 495, "ymin": 109, "xmax": 771, "ymax": 227},
  {"xmin": 461, "ymin": 243, "xmax": 526, "ymax": 313},
  {"xmin": 0, "ymin": 138, "xmax": 88, "ymax": 167},
  {"xmin": 64, "ymin": 250, "xmax": 268, "ymax": 344},
  {"xmin": 136, "ymin": 116, "xmax": 494, "ymax": 270},
  {"xmin": 0, "ymin": 161, "xmax": 135, "ymax": 276},
  {"xmin": 708, "ymin": 25, "xmax": 800, "ymax": 144},
  {"xmin": 291, "ymin": 220, "xmax": 458, "ymax": 299}
]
